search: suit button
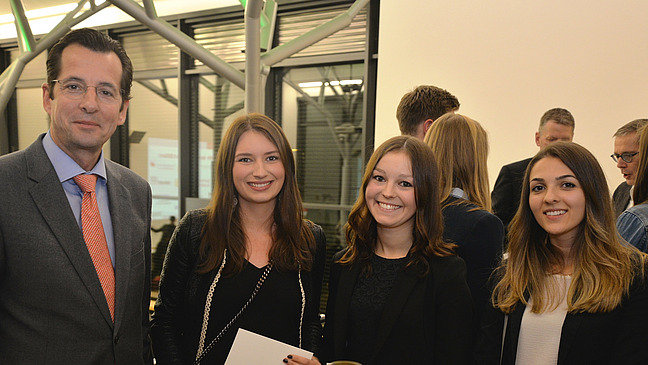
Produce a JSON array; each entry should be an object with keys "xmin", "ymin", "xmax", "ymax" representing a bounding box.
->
[{"xmin": 114, "ymin": 336, "xmax": 120, "ymax": 345}]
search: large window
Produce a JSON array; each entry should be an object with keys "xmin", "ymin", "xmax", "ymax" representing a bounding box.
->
[
  {"xmin": 3, "ymin": 1, "xmax": 376, "ymax": 309},
  {"xmin": 196, "ymin": 74, "xmax": 245, "ymax": 198}
]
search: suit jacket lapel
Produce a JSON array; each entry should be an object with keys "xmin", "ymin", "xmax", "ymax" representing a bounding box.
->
[
  {"xmin": 502, "ymin": 300, "xmax": 526, "ymax": 365},
  {"xmin": 25, "ymin": 138, "xmax": 114, "ymax": 326},
  {"xmin": 105, "ymin": 161, "xmax": 134, "ymax": 332},
  {"xmin": 334, "ymin": 263, "xmax": 360, "ymax": 357},
  {"xmin": 372, "ymin": 266, "xmax": 419, "ymax": 356},
  {"xmin": 557, "ymin": 312, "xmax": 583, "ymax": 364}
]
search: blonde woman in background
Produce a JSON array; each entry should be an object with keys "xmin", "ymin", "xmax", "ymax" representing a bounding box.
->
[{"xmin": 424, "ymin": 113, "xmax": 504, "ymax": 335}]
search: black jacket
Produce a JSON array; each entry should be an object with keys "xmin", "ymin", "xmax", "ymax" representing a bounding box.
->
[
  {"xmin": 613, "ymin": 181, "xmax": 632, "ymax": 218},
  {"xmin": 322, "ymin": 250, "xmax": 473, "ymax": 364},
  {"xmin": 442, "ymin": 197, "xmax": 504, "ymax": 336},
  {"xmin": 491, "ymin": 158, "xmax": 532, "ymax": 229},
  {"xmin": 474, "ymin": 268, "xmax": 648, "ymax": 364}
]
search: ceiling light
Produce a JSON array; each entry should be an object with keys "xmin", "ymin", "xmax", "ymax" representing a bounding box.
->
[{"xmin": 297, "ymin": 79, "xmax": 363, "ymax": 88}]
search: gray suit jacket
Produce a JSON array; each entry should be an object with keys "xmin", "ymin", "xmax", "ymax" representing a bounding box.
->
[{"xmin": 0, "ymin": 134, "xmax": 153, "ymax": 364}]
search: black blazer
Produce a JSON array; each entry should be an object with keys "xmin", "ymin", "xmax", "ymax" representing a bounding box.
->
[
  {"xmin": 442, "ymin": 198, "xmax": 504, "ymax": 334},
  {"xmin": 491, "ymin": 158, "xmax": 532, "ymax": 229},
  {"xmin": 322, "ymin": 250, "xmax": 473, "ymax": 365},
  {"xmin": 613, "ymin": 181, "xmax": 632, "ymax": 218},
  {"xmin": 474, "ymin": 272, "xmax": 648, "ymax": 365}
]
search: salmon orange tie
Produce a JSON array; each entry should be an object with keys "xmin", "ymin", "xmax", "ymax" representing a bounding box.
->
[{"xmin": 73, "ymin": 174, "xmax": 115, "ymax": 321}]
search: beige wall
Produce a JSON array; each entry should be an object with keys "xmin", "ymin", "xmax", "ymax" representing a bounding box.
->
[{"xmin": 375, "ymin": 0, "xmax": 648, "ymax": 192}]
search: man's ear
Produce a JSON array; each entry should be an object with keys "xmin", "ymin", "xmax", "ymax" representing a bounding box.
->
[
  {"xmin": 535, "ymin": 131, "xmax": 541, "ymax": 147},
  {"xmin": 42, "ymin": 83, "xmax": 52, "ymax": 114},
  {"xmin": 117, "ymin": 99, "xmax": 130, "ymax": 126},
  {"xmin": 423, "ymin": 119, "xmax": 434, "ymax": 134}
]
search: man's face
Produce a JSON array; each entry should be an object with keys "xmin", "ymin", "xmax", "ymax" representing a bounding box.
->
[
  {"xmin": 614, "ymin": 133, "xmax": 640, "ymax": 186},
  {"xmin": 535, "ymin": 120, "xmax": 574, "ymax": 149},
  {"xmin": 43, "ymin": 43, "xmax": 128, "ymax": 167}
]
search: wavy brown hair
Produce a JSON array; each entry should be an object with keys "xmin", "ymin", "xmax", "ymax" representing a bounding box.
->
[
  {"xmin": 493, "ymin": 142, "xmax": 645, "ymax": 314},
  {"xmin": 339, "ymin": 136, "xmax": 455, "ymax": 275},
  {"xmin": 424, "ymin": 113, "xmax": 491, "ymax": 211},
  {"xmin": 198, "ymin": 113, "xmax": 315, "ymax": 275}
]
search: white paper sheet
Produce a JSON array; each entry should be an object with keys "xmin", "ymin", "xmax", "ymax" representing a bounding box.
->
[{"xmin": 224, "ymin": 328, "xmax": 313, "ymax": 365}]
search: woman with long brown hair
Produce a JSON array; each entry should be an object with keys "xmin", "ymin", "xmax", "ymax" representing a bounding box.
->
[
  {"xmin": 321, "ymin": 136, "xmax": 473, "ymax": 364},
  {"xmin": 151, "ymin": 113, "xmax": 326, "ymax": 364},
  {"xmin": 475, "ymin": 142, "xmax": 648, "ymax": 364}
]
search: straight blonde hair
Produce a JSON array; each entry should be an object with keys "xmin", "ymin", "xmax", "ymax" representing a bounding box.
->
[{"xmin": 424, "ymin": 113, "xmax": 491, "ymax": 211}]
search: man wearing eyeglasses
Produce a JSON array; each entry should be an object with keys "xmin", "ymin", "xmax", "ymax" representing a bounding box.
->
[
  {"xmin": 0, "ymin": 29, "xmax": 152, "ymax": 364},
  {"xmin": 611, "ymin": 119, "xmax": 648, "ymax": 217},
  {"xmin": 491, "ymin": 108, "xmax": 575, "ymax": 230}
]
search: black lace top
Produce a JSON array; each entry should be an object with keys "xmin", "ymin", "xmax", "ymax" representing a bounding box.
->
[{"xmin": 346, "ymin": 254, "xmax": 408, "ymax": 363}]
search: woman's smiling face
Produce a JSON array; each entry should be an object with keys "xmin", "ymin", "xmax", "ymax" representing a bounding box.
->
[
  {"xmin": 528, "ymin": 157, "xmax": 586, "ymax": 246},
  {"xmin": 365, "ymin": 151, "xmax": 417, "ymax": 231},
  {"xmin": 232, "ymin": 130, "xmax": 285, "ymax": 209}
]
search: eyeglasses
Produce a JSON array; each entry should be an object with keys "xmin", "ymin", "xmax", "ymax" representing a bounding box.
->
[
  {"xmin": 610, "ymin": 152, "xmax": 639, "ymax": 163},
  {"xmin": 52, "ymin": 79, "xmax": 123, "ymax": 104}
]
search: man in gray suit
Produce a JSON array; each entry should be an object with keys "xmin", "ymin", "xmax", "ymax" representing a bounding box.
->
[
  {"xmin": 611, "ymin": 119, "xmax": 648, "ymax": 217},
  {"xmin": 0, "ymin": 28, "xmax": 152, "ymax": 364}
]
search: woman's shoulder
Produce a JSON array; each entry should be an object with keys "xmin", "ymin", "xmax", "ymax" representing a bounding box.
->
[
  {"xmin": 180, "ymin": 208, "xmax": 208, "ymax": 226},
  {"xmin": 304, "ymin": 220, "xmax": 326, "ymax": 250},
  {"xmin": 443, "ymin": 199, "xmax": 502, "ymax": 223},
  {"xmin": 332, "ymin": 247, "xmax": 348, "ymax": 262},
  {"xmin": 304, "ymin": 219, "xmax": 324, "ymax": 235},
  {"xmin": 428, "ymin": 253, "xmax": 465, "ymax": 264},
  {"xmin": 175, "ymin": 209, "xmax": 208, "ymax": 245},
  {"xmin": 427, "ymin": 254, "xmax": 467, "ymax": 274},
  {"xmin": 182, "ymin": 208, "xmax": 208, "ymax": 221}
]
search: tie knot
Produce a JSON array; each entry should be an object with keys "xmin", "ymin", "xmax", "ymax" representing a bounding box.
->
[{"xmin": 73, "ymin": 174, "xmax": 98, "ymax": 193}]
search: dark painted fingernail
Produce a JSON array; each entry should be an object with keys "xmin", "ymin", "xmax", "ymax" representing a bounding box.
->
[
  {"xmin": 287, "ymin": 355, "xmax": 293, "ymax": 359},
  {"xmin": 283, "ymin": 359, "xmax": 288, "ymax": 363}
]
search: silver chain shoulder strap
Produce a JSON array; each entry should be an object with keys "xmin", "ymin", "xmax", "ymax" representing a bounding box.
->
[
  {"xmin": 297, "ymin": 267, "xmax": 305, "ymax": 348},
  {"xmin": 193, "ymin": 249, "xmax": 273, "ymax": 365}
]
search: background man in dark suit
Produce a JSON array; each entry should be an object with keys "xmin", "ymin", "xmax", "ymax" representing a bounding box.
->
[
  {"xmin": 396, "ymin": 85, "xmax": 460, "ymax": 140},
  {"xmin": 611, "ymin": 119, "xmax": 648, "ymax": 217},
  {"xmin": 0, "ymin": 28, "xmax": 152, "ymax": 364},
  {"xmin": 491, "ymin": 108, "xmax": 575, "ymax": 229}
]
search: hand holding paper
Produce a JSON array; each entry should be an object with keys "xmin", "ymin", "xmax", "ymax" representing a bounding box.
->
[{"xmin": 225, "ymin": 328, "xmax": 313, "ymax": 365}]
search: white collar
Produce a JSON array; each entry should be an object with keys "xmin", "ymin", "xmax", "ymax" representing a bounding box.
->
[{"xmin": 450, "ymin": 187, "xmax": 468, "ymax": 199}]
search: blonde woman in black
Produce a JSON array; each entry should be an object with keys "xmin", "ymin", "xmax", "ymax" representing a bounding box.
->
[{"xmin": 424, "ymin": 113, "xmax": 504, "ymax": 335}]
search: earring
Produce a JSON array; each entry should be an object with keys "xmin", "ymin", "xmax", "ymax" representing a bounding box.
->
[{"xmin": 233, "ymin": 196, "xmax": 238, "ymax": 207}]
